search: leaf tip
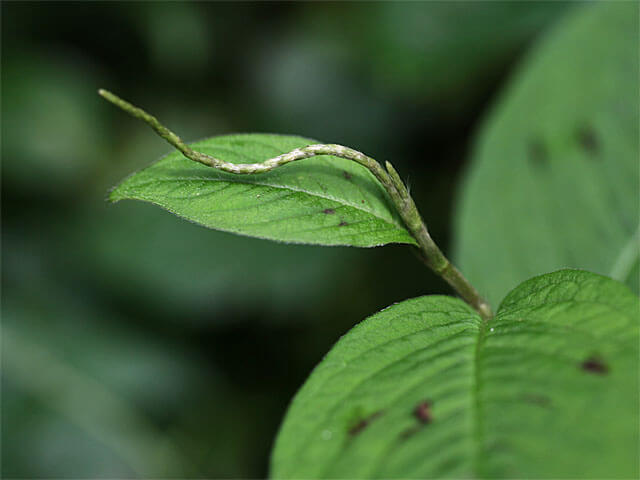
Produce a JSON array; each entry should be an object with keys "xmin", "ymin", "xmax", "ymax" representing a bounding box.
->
[{"xmin": 107, "ymin": 185, "xmax": 125, "ymax": 203}]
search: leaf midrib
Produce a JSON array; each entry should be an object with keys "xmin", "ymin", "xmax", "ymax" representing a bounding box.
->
[{"xmin": 471, "ymin": 320, "xmax": 487, "ymax": 478}]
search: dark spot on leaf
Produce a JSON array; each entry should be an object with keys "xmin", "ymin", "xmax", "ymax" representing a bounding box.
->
[
  {"xmin": 348, "ymin": 411, "xmax": 382, "ymax": 436},
  {"xmin": 577, "ymin": 126, "xmax": 599, "ymax": 155},
  {"xmin": 399, "ymin": 401, "xmax": 433, "ymax": 439},
  {"xmin": 581, "ymin": 356, "xmax": 608, "ymax": 375},
  {"xmin": 322, "ymin": 208, "xmax": 335, "ymax": 215},
  {"xmin": 414, "ymin": 400, "xmax": 432, "ymax": 424},
  {"xmin": 338, "ymin": 221, "xmax": 348, "ymax": 227},
  {"xmin": 361, "ymin": 200, "xmax": 365, "ymax": 204},
  {"xmin": 528, "ymin": 139, "xmax": 548, "ymax": 167},
  {"xmin": 343, "ymin": 171, "xmax": 352, "ymax": 180},
  {"xmin": 522, "ymin": 393, "xmax": 552, "ymax": 408},
  {"xmin": 400, "ymin": 425, "xmax": 420, "ymax": 439}
]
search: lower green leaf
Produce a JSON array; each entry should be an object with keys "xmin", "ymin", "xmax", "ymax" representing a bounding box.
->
[{"xmin": 271, "ymin": 270, "xmax": 639, "ymax": 478}]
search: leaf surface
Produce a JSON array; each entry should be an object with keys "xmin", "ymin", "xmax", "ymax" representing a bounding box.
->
[
  {"xmin": 110, "ymin": 134, "xmax": 415, "ymax": 247},
  {"xmin": 271, "ymin": 270, "xmax": 639, "ymax": 478},
  {"xmin": 454, "ymin": 2, "xmax": 639, "ymax": 306}
]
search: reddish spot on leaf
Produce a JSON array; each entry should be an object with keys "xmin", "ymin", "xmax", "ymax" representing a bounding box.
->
[
  {"xmin": 414, "ymin": 401, "xmax": 432, "ymax": 424},
  {"xmin": 338, "ymin": 221, "xmax": 348, "ymax": 227},
  {"xmin": 348, "ymin": 411, "xmax": 382, "ymax": 436},
  {"xmin": 400, "ymin": 401, "xmax": 433, "ymax": 439},
  {"xmin": 581, "ymin": 356, "xmax": 608, "ymax": 374},
  {"xmin": 322, "ymin": 208, "xmax": 335, "ymax": 215}
]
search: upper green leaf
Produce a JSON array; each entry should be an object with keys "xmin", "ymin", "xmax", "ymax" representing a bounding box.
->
[
  {"xmin": 110, "ymin": 134, "xmax": 416, "ymax": 248},
  {"xmin": 454, "ymin": 2, "xmax": 639, "ymax": 306},
  {"xmin": 271, "ymin": 270, "xmax": 639, "ymax": 478}
]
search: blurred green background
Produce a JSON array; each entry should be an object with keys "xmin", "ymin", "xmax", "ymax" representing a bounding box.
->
[{"xmin": 2, "ymin": 2, "xmax": 575, "ymax": 477}]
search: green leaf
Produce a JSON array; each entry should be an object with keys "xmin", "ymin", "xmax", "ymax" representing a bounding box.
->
[
  {"xmin": 271, "ymin": 270, "xmax": 639, "ymax": 478},
  {"xmin": 110, "ymin": 134, "xmax": 416, "ymax": 247},
  {"xmin": 354, "ymin": 2, "xmax": 569, "ymax": 106},
  {"xmin": 454, "ymin": 2, "xmax": 639, "ymax": 306}
]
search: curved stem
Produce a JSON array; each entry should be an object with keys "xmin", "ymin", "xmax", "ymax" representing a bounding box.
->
[{"xmin": 99, "ymin": 89, "xmax": 492, "ymax": 320}]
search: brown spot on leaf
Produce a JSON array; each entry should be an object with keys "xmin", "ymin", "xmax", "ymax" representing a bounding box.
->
[
  {"xmin": 348, "ymin": 411, "xmax": 382, "ymax": 436},
  {"xmin": 400, "ymin": 425, "xmax": 420, "ymax": 439},
  {"xmin": 414, "ymin": 401, "xmax": 432, "ymax": 424},
  {"xmin": 581, "ymin": 356, "xmax": 608, "ymax": 375},
  {"xmin": 577, "ymin": 126, "xmax": 599, "ymax": 155},
  {"xmin": 528, "ymin": 139, "xmax": 548, "ymax": 166},
  {"xmin": 322, "ymin": 208, "xmax": 335, "ymax": 215},
  {"xmin": 399, "ymin": 401, "xmax": 433, "ymax": 440},
  {"xmin": 338, "ymin": 221, "xmax": 348, "ymax": 227},
  {"xmin": 343, "ymin": 171, "xmax": 352, "ymax": 180}
]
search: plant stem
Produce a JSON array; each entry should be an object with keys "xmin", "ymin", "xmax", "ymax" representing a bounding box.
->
[
  {"xmin": 384, "ymin": 162, "xmax": 493, "ymax": 320},
  {"xmin": 99, "ymin": 89, "xmax": 493, "ymax": 320}
]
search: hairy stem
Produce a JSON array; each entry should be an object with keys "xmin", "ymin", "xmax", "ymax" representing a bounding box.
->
[{"xmin": 99, "ymin": 89, "xmax": 493, "ymax": 320}]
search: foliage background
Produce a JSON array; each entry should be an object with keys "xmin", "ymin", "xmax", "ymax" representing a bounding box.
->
[{"xmin": 1, "ymin": 1, "xmax": 589, "ymax": 477}]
